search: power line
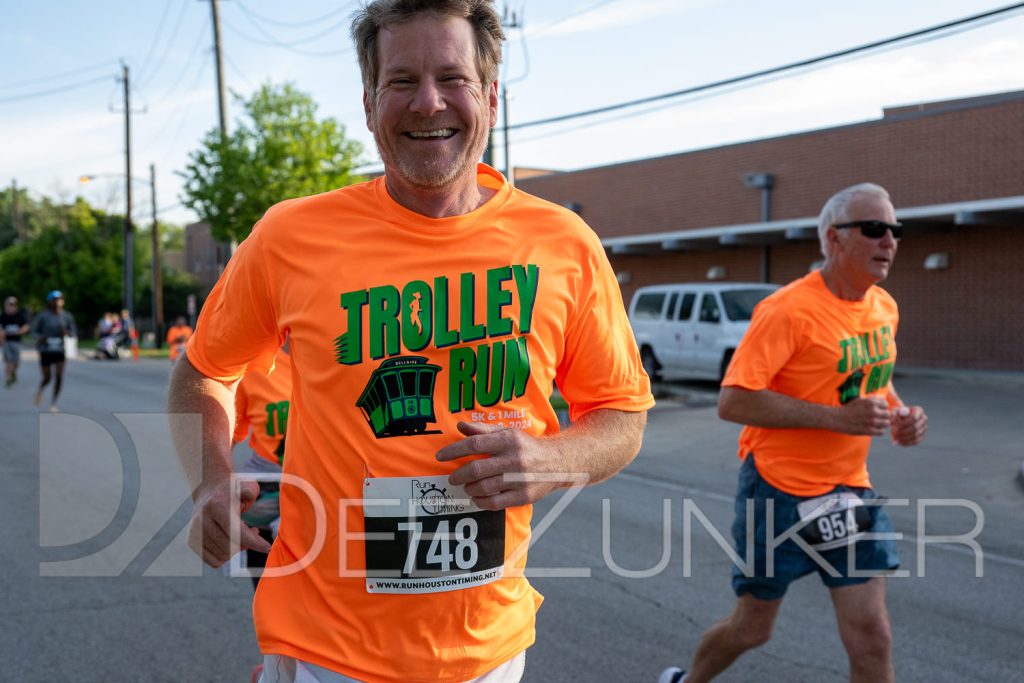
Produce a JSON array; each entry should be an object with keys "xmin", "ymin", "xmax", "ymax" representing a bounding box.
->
[
  {"xmin": 134, "ymin": 0, "xmax": 176, "ymax": 85},
  {"xmin": 235, "ymin": 6, "xmax": 351, "ymax": 46},
  {"xmin": 530, "ymin": 0, "xmax": 618, "ymax": 37},
  {"xmin": 137, "ymin": 0, "xmax": 192, "ymax": 89},
  {"xmin": 510, "ymin": 66, "xmax": 801, "ymax": 147},
  {"xmin": 224, "ymin": 51, "xmax": 256, "ymax": 90},
  {"xmin": 234, "ymin": 1, "xmax": 355, "ymax": 28},
  {"xmin": 502, "ymin": 4, "xmax": 530, "ymax": 85},
  {"xmin": 221, "ymin": 15, "xmax": 351, "ymax": 57},
  {"xmin": 146, "ymin": 26, "xmax": 210, "ymax": 109},
  {"xmin": 0, "ymin": 59, "xmax": 112, "ymax": 91},
  {"xmin": 505, "ymin": 1, "xmax": 1024, "ymax": 133},
  {"xmin": 154, "ymin": 52, "xmax": 214, "ymax": 166},
  {"xmin": 0, "ymin": 74, "xmax": 112, "ymax": 105}
]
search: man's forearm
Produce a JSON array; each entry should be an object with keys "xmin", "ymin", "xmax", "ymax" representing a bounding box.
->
[
  {"xmin": 549, "ymin": 409, "xmax": 647, "ymax": 485},
  {"xmin": 719, "ymin": 385, "xmax": 838, "ymax": 431},
  {"xmin": 167, "ymin": 355, "xmax": 238, "ymax": 499}
]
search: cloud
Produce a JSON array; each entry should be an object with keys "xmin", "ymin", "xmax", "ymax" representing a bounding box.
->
[
  {"xmin": 527, "ymin": 0, "xmax": 722, "ymax": 39},
  {"xmin": 509, "ymin": 36, "xmax": 1024, "ymax": 170}
]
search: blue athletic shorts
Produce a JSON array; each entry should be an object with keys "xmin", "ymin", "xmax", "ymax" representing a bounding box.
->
[{"xmin": 730, "ymin": 455, "xmax": 900, "ymax": 600}]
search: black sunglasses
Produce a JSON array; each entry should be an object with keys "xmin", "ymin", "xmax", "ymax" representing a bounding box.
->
[{"xmin": 833, "ymin": 220, "xmax": 903, "ymax": 240}]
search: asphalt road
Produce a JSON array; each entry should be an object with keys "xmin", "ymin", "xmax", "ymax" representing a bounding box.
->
[{"xmin": 2, "ymin": 354, "xmax": 1022, "ymax": 682}]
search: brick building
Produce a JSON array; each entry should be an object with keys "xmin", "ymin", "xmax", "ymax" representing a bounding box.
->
[
  {"xmin": 184, "ymin": 221, "xmax": 230, "ymax": 296},
  {"xmin": 517, "ymin": 90, "xmax": 1024, "ymax": 371}
]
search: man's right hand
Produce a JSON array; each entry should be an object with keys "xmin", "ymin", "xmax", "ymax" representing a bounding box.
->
[
  {"xmin": 835, "ymin": 396, "xmax": 892, "ymax": 436},
  {"xmin": 188, "ymin": 478, "xmax": 273, "ymax": 567}
]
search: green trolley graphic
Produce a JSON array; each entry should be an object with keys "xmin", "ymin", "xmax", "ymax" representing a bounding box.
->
[{"xmin": 356, "ymin": 356, "xmax": 443, "ymax": 438}]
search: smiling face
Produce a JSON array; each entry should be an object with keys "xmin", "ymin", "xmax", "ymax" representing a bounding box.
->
[
  {"xmin": 364, "ymin": 14, "xmax": 497, "ymax": 194},
  {"xmin": 827, "ymin": 192, "xmax": 899, "ymax": 287}
]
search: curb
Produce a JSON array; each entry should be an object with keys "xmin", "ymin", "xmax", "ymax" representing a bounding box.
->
[
  {"xmin": 894, "ymin": 366, "xmax": 1024, "ymax": 386},
  {"xmin": 650, "ymin": 381, "xmax": 720, "ymax": 408}
]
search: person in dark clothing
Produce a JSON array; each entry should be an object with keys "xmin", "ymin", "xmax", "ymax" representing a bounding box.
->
[
  {"xmin": 1, "ymin": 296, "xmax": 31, "ymax": 387},
  {"xmin": 31, "ymin": 290, "xmax": 77, "ymax": 412}
]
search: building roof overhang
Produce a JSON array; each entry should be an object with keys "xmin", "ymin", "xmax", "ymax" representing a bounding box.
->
[{"xmin": 603, "ymin": 195, "xmax": 1024, "ymax": 254}]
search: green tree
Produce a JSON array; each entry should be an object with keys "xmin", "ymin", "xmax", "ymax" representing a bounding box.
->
[
  {"xmin": 0, "ymin": 197, "xmax": 124, "ymax": 332},
  {"xmin": 180, "ymin": 82, "xmax": 365, "ymax": 243}
]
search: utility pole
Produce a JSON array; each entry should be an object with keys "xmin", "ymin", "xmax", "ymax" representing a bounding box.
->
[
  {"xmin": 502, "ymin": 85, "xmax": 512, "ymax": 184},
  {"xmin": 500, "ymin": 6, "xmax": 522, "ymax": 185},
  {"xmin": 150, "ymin": 164, "xmax": 164, "ymax": 348},
  {"xmin": 209, "ymin": 0, "xmax": 228, "ymax": 137},
  {"xmin": 10, "ymin": 179, "xmax": 22, "ymax": 241},
  {"xmin": 205, "ymin": 0, "xmax": 235, "ymax": 261},
  {"xmin": 121, "ymin": 62, "xmax": 135, "ymax": 320},
  {"xmin": 484, "ymin": 5, "xmax": 522, "ymax": 168}
]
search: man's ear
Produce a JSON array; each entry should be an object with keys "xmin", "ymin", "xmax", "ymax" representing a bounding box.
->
[
  {"xmin": 826, "ymin": 225, "xmax": 843, "ymax": 253},
  {"xmin": 487, "ymin": 80, "xmax": 498, "ymax": 127},
  {"xmin": 363, "ymin": 89, "xmax": 374, "ymax": 131}
]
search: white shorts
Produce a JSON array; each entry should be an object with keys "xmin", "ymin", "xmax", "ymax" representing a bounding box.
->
[{"xmin": 259, "ymin": 651, "xmax": 526, "ymax": 683}]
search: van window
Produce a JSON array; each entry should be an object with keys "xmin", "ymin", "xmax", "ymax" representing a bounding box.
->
[
  {"xmin": 699, "ymin": 294, "xmax": 721, "ymax": 323},
  {"xmin": 677, "ymin": 293, "xmax": 696, "ymax": 321},
  {"xmin": 633, "ymin": 293, "xmax": 666, "ymax": 319},
  {"xmin": 720, "ymin": 288, "xmax": 776, "ymax": 321},
  {"xmin": 666, "ymin": 293, "xmax": 679, "ymax": 320}
]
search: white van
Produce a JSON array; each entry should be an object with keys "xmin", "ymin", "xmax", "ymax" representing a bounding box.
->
[{"xmin": 628, "ymin": 282, "xmax": 779, "ymax": 381}]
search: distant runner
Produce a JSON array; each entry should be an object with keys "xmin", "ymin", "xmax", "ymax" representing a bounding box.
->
[
  {"xmin": 1, "ymin": 296, "xmax": 31, "ymax": 387},
  {"xmin": 166, "ymin": 316, "xmax": 194, "ymax": 364},
  {"xmin": 31, "ymin": 290, "xmax": 77, "ymax": 412}
]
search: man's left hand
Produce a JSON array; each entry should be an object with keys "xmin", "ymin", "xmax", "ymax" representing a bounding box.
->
[
  {"xmin": 890, "ymin": 405, "xmax": 928, "ymax": 446},
  {"xmin": 436, "ymin": 421, "xmax": 576, "ymax": 510}
]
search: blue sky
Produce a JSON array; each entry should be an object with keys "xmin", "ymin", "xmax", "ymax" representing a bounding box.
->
[{"xmin": 3, "ymin": 1, "xmax": 1023, "ymax": 227}]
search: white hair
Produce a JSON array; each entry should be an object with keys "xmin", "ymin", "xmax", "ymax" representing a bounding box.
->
[{"xmin": 817, "ymin": 183, "xmax": 891, "ymax": 260}]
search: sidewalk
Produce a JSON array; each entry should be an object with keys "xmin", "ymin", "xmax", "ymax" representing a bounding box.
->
[{"xmin": 896, "ymin": 365, "xmax": 1024, "ymax": 386}]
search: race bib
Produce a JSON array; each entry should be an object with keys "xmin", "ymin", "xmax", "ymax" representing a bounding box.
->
[
  {"xmin": 44, "ymin": 336, "xmax": 65, "ymax": 352},
  {"xmin": 796, "ymin": 491, "xmax": 873, "ymax": 550},
  {"xmin": 4, "ymin": 324, "xmax": 20, "ymax": 335},
  {"xmin": 363, "ymin": 475, "xmax": 505, "ymax": 595}
]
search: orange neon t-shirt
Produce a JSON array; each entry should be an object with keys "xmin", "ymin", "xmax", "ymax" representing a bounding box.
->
[
  {"xmin": 722, "ymin": 270, "xmax": 899, "ymax": 497},
  {"xmin": 233, "ymin": 348, "xmax": 292, "ymax": 465},
  {"xmin": 186, "ymin": 164, "xmax": 654, "ymax": 682},
  {"xmin": 166, "ymin": 325, "xmax": 193, "ymax": 361}
]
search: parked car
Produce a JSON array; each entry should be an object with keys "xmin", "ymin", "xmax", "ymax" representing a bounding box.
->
[{"xmin": 628, "ymin": 282, "xmax": 780, "ymax": 381}]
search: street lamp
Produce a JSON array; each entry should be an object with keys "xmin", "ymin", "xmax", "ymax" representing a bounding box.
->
[{"xmin": 79, "ymin": 166, "xmax": 163, "ymax": 347}]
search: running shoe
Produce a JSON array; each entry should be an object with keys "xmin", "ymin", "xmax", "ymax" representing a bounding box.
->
[
  {"xmin": 48, "ymin": 404, "xmax": 59, "ymax": 413},
  {"xmin": 658, "ymin": 667, "xmax": 687, "ymax": 683}
]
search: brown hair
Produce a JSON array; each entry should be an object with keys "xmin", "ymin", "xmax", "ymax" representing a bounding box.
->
[{"xmin": 352, "ymin": 0, "xmax": 505, "ymax": 96}]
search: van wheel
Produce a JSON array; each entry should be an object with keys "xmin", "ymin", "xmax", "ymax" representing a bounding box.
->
[
  {"xmin": 641, "ymin": 348, "xmax": 661, "ymax": 382},
  {"xmin": 720, "ymin": 350, "xmax": 734, "ymax": 382}
]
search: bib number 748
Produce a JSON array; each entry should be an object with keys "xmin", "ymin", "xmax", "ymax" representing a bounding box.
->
[{"xmin": 398, "ymin": 518, "xmax": 479, "ymax": 575}]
